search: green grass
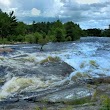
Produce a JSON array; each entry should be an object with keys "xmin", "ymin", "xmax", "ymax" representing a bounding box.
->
[
  {"xmin": 89, "ymin": 60, "xmax": 98, "ymax": 67},
  {"xmin": 63, "ymin": 96, "xmax": 91, "ymax": 105},
  {"xmin": 100, "ymin": 95, "xmax": 110, "ymax": 110},
  {"xmin": 40, "ymin": 56, "xmax": 60, "ymax": 64}
]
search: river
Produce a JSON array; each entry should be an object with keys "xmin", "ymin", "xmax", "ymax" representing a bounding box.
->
[{"xmin": 0, "ymin": 37, "xmax": 110, "ymax": 102}]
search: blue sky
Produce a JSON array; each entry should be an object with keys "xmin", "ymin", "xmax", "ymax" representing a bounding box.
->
[{"xmin": 0, "ymin": 0, "xmax": 110, "ymax": 29}]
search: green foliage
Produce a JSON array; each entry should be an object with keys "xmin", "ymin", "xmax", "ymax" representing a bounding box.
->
[
  {"xmin": 55, "ymin": 28, "xmax": 64, "ymax": 42},
  {"xmin": 25, "ymin": 34, "xmax": 36, "ymax": 43},
  {"xmin": 100, "ymin": 95, "xmax": 110, "ymax": 110},
  {"xmin": 15, "ymin": 22, "xmax": 27, "ymax": 35},
  {"xmin": 7, "ymin": 35, "xmax": 25, "ymax": 42},
  {"xmin": 64, "ymin": 96, "xmax": 91, "ymax": 105},
  {"xmin": 64, "ymin": 21, "xmax": 82, "ymax": 41},
  {"xmin": 85, "ymin": 28, "xmax": 102, "ymax": 36},
  {"xmin": 84, "ymin": 28, "xmax": 110, "ymax": 37},
  {"xmin": 0, "ymin": 9, "xmax": 84, "ymax": 43},
  {"xmin": 102, "ymin": 29, "xmax": 110, "ymax": 37},
  {"xmin": 1, "ymin": 9, "xmax": 110, "ymax": 43},
  {"xmin": 0, "ymin": 38, "xmax": 10, "ymax": 44},
  {"xmin": 71, "ymin": 72, "xmax": 92, "ymax": 81},
  {"xmin": 89, "ymin": 60, "xmax": 98, "ymax": 67},
  {"xmin": 66, "ymin": 36, "xmax": 72, "ymax": 41},
  {"xmin": 34, "ymin": 32, "xmax": 42, "ymax": 43},
  {"xmin": 40, "ymin": 56, "xmax": 60, "ymax": 64},
  {"xmin": 38, "ymin": 36, "xmax": 49, "ymax": 51},
  {"xmin": 0, "ymin": 10, "xmax": 17, "ymax": 38},
  {"xmin": 61, "ymin": 106, "xmax": 73, "ymax": 110},
  {"xmin": 35, "ymin": 106, "xmax": 47, "ymax": 110}
]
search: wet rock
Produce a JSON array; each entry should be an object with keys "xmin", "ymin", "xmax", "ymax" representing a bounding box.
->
[
  {"xmin": 85, "ymin": 77, "xmax": 110, "ymax": 84},
  {"xmin": 37, "ymin": 85, "xmax": 93, "ymax": 103},
  {"xmin": 37, "ymin": 61, "xmax": 74, "ymax": 77},
  {"xmin": 9, "ymin": 60, "xmax": 74, "ymax": 78},
  {"xmin": 0, "ymin": 47, "xmax": 13, "ymax": 53}
]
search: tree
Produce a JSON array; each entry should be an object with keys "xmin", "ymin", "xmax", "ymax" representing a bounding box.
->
[
  {"xmin": 102, "ymin": 29, "xmax": 110, "ymax": 37},
  {"xmin": 15, "ymin": 22, "xmax": 27, "ymax": 35},
  {"xmin": 55, "ymin": 28, "xmax": 64, "ymax": 42},
  {"xmin": 38, "ymin": 36, "xmax": 49, "ymax": 51},
  {"xmin": 85, "ymin": 28, "xmax": 102, "ymax": 36},
  {"xmin": 64, "ymin": 21, "xmax": 83, "ymax": 41},
  {"xmin": 0, "ymin": 10, "xmax": 17, "ymax": 39}
]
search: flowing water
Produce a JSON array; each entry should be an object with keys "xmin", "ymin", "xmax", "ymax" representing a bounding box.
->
[{"xmin": 0, "ymin": 37, "xmax": 110, "ymax": 101}]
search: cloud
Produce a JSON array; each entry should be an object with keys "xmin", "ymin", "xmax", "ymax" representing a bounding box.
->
[
  {"xmin": 42, "ymin": 0, "xmax": 63, "ymax": 17},
  {"xmin": 0, "ymin": 0, "xmax": 11, "ymax": 6},
  {"xmin": 31, "ymin": 8, "xmax": 41, "ymax": 16},
  {"xmin": 76, "ymin": 0, "xmax": 100, "ymax": 4},
  {"xmin": 59, "ymin": 0, "xmax": 110, "ymax": 29},
  {"xmin": 0, "ymin": 0, "xmax": 110, "ymax": 29}
]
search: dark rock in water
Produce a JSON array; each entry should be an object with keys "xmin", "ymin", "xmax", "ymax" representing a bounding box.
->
[
  {"xmin": 37, "ymin": 61, "xmax": 74, "ymax": 77},
  {"xmin": 9, "ymin": 60, "xmax": 74, "ymax": 78}
]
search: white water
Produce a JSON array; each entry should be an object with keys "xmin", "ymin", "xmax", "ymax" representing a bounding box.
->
[{"xmin": 0, "ymin": 42, "xmax": 110, "ymax": 100}]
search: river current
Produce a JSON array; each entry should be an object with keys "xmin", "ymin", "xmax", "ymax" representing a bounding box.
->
[{"xmin": 0, "ymin": 37, "xmax": 110, "ymax": 101}]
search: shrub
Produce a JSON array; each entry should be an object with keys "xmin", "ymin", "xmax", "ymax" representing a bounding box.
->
[
  {"xmin": 35, "ymin": 106, "xmax": 47, "ymax": 110},
  {"xmin": 7, "ymin": 35, "xmax": 25, "ymax": 42},
  {"xmin": 34, "ymin": 32, "xmax": 42, "ymax": 43},
  {"xmin": 89, "ymin": 60, "xmax": 98, "ymax": 67},
  {"xmin": 0, "ymin": 38, "xmax": 9, "ymax": 44},
  {"xmin": 38, "ymin": 36, "xmax": 49, "ymax": 51},
  {"xmin": 64, "ymin": 96, "xmax": 91, "ymax": 105},
  {"xmin": 16, "ymin": 35, "xmax": 25, "ymax": 42},
  {"xmin": 100, "ymin": 95, "xmax": 110, "ymax": 110},
  {"xmin": 40, "ymin": 56, "xmax": 60, "ymax": 64},
  {"xmin": 80, "ymin": 62, "xmax": 85, "ymax": 68},
  {"xmin": 66, "ymin": 36, "xmax": 72, "ymax": 41},
  {"xmin": 25, "ymin": 34, "xmax": 36, "ymax": 43}
]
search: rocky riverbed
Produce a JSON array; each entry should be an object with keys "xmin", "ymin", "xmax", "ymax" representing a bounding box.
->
[{"xmin": 0, "ymin": 38, "xmax": 110, "ymax": 110}]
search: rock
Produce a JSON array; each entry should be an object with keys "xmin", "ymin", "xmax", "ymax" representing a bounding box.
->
[
  {"xmin": 85, "ymin": 77, "xmax": 110, "ymax": 84},
  {"xmin": 37, "ymin": 61, "xmax": 74, "ymax": 77},
  {"xmin": 37, "ymin": 85, "xmax": 93, "ymax": 103},
  {"xmin": 0, "ymin": 47, "xmax": 13, "ymax": 53}
]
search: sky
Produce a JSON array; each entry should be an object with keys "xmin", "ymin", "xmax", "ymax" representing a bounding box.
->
[{"xmin": 0, "ymin": 0, "xmax": 110, "ymax": 29}]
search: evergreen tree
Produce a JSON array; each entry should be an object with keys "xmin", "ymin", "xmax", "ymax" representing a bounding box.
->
[{"xmin": 0, "ymin": 10, "xmax": 17, "ymax": 39}]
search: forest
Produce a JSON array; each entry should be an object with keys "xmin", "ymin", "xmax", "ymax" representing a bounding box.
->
[{"xmin": 0, "ymin": 9, "xmax": 110, "ymax": 44}]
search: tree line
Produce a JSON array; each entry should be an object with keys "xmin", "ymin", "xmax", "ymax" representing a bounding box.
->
[{"xmin": 0, "ymin": 9, "xmax": 110, "ymax": 44}]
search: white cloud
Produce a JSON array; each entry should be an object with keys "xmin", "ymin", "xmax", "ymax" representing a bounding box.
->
[
  {"xmin": 31, "ymin": 8, "xmax": 41, "ymax": 16},
  {"xmin": 0, "ymin": 0, "xmax": 11, "ymax": 6},
  {"xmin": 0, "ymin": 0, "xmax": 110, "ymax": 29},
  {"xmin": 42, "ymin": 0, "xmax": 64, "ymax": 17},
  {"xmin": 76, "ymin": 0, "xmax": 100, "ymax": 4}
]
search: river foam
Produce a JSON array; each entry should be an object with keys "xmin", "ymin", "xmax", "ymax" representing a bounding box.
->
[{"xmin": 0, "ymin": 40, "xmax": 110, "ymax": 100}]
